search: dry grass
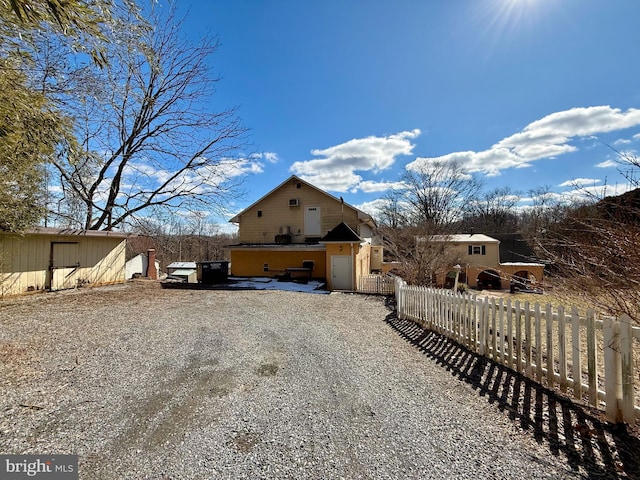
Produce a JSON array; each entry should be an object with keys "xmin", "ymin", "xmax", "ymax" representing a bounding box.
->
[{"xmin": 475, "ymin": 281, "xmax": 622, "ymax": 320}]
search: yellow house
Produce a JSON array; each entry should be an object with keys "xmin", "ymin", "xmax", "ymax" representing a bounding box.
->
[
  {"xmin": 229, "ymin": 175, "xmax": 378, "ymax": 290},
  {"xmin": 427, "ymin": 233, "xmax": 545, "ymax": 290},
  {"xmin": 0, "ymin": 228, "xmax": 131, "ymax": 297}
]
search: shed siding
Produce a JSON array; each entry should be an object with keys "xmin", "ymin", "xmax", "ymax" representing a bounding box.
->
[
  {"xmin": 237, "ymin": 181, "xmax": 360, "ymax": 244},
  {"xmin": 0, "ymin": 233, "xmax": 126, "ymax": 296}
]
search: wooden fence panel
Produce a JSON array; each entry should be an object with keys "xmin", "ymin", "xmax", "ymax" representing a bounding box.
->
[
  {"xmin": 358, "ymin": 274, "xmax": 395, "ymax": 295},
  {"xmin": 393, "ymin": 279, "xmax": 639, "ymax": 425}
]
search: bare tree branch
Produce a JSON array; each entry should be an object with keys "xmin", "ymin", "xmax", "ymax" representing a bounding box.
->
[{"xmin": 46, "ymin": 5, "xmax": 250, "ymax": 230}]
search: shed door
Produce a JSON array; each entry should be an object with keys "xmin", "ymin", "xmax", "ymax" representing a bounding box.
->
[
  {"xmin": 304, "ymin": 206, "xmax": 321, "ymax": 236},
  {"xmin": 51, "ymin": 242, "xmax": 80, "ymax": 291},
  {"xmin": 331, "ymin": 255, "xmax": 352, "ymax": 290}
]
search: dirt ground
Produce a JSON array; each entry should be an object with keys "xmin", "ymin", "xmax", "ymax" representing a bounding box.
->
[{"xmin": 1, "ymin": 281, "xmax": 637, "ymax": 479}]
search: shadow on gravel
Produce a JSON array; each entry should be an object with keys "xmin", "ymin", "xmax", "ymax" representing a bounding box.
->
[{"xmin": 382, "ymin": 297, "xmax": 640, "ymax": 480}]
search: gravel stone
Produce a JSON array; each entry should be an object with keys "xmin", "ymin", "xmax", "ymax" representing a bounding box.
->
[{"xmin": 0, "ymin": 282, "xmax": 603, "ymax": 478}]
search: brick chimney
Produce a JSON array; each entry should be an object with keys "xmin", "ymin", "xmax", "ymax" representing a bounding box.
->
[{"xmin": 146, "ymin": 249, "xmax": 157, "ymax": 280}]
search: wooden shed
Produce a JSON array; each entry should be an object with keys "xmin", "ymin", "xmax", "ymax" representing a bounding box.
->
[{"xmin": 0, "ymin": 228, "xmax": 131, "ymax": 297}]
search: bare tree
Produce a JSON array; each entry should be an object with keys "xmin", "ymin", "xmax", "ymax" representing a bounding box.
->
[
  {"xmin": 400, "ymin": 159, "xmax": 483, "ymax": 230},
  {"xmin": 535, "ymin": 190, "xmax": 640, "ymax": 324},
  {"xmin": 0, "ymin": 0, "xmax": 138, "ymax": 232},
  {"xmin": 47, "ymin": 6, "xmax": 249, "ymax": 230},
  {"xmin": 461, "ymin": 186, "xmax": 520, "ymax": 233},
  {"xmin": 377, "ymin": 159, "xmax": 482, "ymax": 285},
  {"xmin": 129, "ymin": 212, "xmax": 237, "ymax": 267}
]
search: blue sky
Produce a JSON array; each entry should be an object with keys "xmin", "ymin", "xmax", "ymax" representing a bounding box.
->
[{"xmin": 174, "ymin": 0, "xmax": 640, "ymax": 229}]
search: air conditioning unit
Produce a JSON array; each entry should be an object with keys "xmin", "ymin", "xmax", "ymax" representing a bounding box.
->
[
  {"xmin": 289, "ymin": 198, "xmax": 299, "ymax": 207},
  {"xmin": 278, "ymin": 226, "xmax": 291, "ymax": 235}
]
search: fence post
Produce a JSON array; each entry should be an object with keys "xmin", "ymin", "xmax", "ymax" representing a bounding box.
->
[
  {"xmin": 546, "ymin": 304, "xmax": 555, "ymax": 389},
  {"xmin": 506, "ymin": 299, "xmax": 513, "ymax": 370},
  {"xmin": 481, "ymin": 298, "xmax": 490, "ymax": 356},
  {"xmin": 478, "ymin": 298, "xmax": 485, "ymax": 356},
  {"xmin": 472, "ymin": 295, "xmax": 480, "ymax": 353},
  {"xmin": 535, "ymin": 303, "xmax": 542, "ymax": 381},
  {"xmin": 496, "ymin": 298, "xmax": 502, "ymax": 363},
  {"xmin": 558, "ymin": 305, "xmax": 567, "ymax": 393},
  {"xmin": 491, "ymin": 298, "xmax": 497, "ymax": 361},
  {"xmin": 524, "ymin": 301, "xmax": 532, "ymax": 379},
  {"xmin": 603, "ymin": 318, "xmax": 622, "ymax": 423},
  {"xmin": 571, "ymin": 307, "xmax": 583, "ymax": 400},
  {"xmin": 515, "ymin": 301, "xmax": 522, "ymax": 373},
  {"xmin": 586, "ymin": 309, "xmax": 597, "ymax": 407},
  {"xmin": 619, "ymin": 314, "xmax": 635, "ymax": 424}
]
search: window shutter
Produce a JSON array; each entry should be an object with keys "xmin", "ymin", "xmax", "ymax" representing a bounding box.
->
[
  {"xmin": 481, "ymin": 245, "xmax": 486, "ymax": 255},
  {"xmin": 468, "ymin": 245, "xmax": 473, "ymax": 255}
]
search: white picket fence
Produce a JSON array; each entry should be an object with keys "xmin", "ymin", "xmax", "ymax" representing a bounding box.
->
[
  {"xmin": 357, "ymin": 274, "xmax": 395, "ymax": 295},
  {"xmin": 394, "ymin": 276, "xmax": 640, "ymax": 425}
]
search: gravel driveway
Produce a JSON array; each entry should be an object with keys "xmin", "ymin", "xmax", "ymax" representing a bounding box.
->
[{"xmin": 0, "ymin": 282, "xmax": 590, "ymax": 478}]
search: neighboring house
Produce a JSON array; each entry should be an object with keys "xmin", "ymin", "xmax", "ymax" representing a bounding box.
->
[
  {"xmin": 426, "ymin": 233, "xmax": 544, "ymax": 290},
  {"xmin": 126, "ymin": 249, "xmax": 161, "ymax": 280},
  {"xmin": 0, "ymin": 228, "xmax": 131, "ymax": 297},
  {"xmin": 228, "ymin": 175, "xmax": 380, "ymax": 290}
]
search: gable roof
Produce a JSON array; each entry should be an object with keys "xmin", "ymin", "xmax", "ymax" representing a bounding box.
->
[
  {"xmin": 320, "ymin": 222, "xmax": 362, "ymax": 243},
  {"xmin": 229, "ymin": 175, "xmax": 374, "ymax": 226}
]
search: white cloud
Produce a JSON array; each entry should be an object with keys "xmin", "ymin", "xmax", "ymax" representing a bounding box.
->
[
  {"xmin": 358, "ymin": 180, "xmax": 407, "ymax": 193},
  {"xmin": 122, "ymin": 157, "xmax": 262, "ymax": 196},
  {"xmin": 290, "ymin": 129, "xmax": 420, "ymax": 192},
  {"xmin": 633, "ymin": 133, "xmax": 640, "ymax": 140},
  {"xmin": 354, "ymin": 198, "xmax": 388, "ymax": 217},
  {"xmin": 558, "ymin": 178, "xmax": 600, "ymax": 187},
  {"xmin": 614, "ymin": 138, "xmax": 632, "ymax": 145},
  {"xmin": 559, "ymin": 183, "xmax": 634, "ymax": 203},
  {"xmin": 406, "ymin": 157, "xmax": 474, "ymax": 180},
  {"xmin": 596, "ymin": 159, "xmax": 617, "ymax": 168},
  {"xmin": 263, "ymin": 152, "xmax": 279, "ymax": 163},
  {"xmin": 406, "ymin": 106, "xmax": 640, "ymax": 177},
  {"xmin": 251, "ymin": 152, "xmax": 279, "ymax": 163}
]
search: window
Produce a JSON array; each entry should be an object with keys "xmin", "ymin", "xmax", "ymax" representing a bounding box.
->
[
  {"xmin": 257, "ymin": 210, "xmax": 262, "ymax": 217},
  {"xmin": 468, "ymin": 245, "xmax": 486, "ymax": 255},
  {"xmin": 263, "ymin": 263, "xmax": 269, "ymax": 271}
]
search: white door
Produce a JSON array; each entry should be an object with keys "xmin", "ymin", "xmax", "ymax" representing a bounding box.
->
[
  {"xmin": 304, "ymin": 206, "xmax": 321, "ymax": 236},
  {"xmin": 331, "ymin": 255, "xmax": 352, "ymax": 290}
]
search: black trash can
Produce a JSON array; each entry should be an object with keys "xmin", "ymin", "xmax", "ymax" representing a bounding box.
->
[{"xmin": 197, "ymin": 261, "xmax": 229, "ymax": 284}]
